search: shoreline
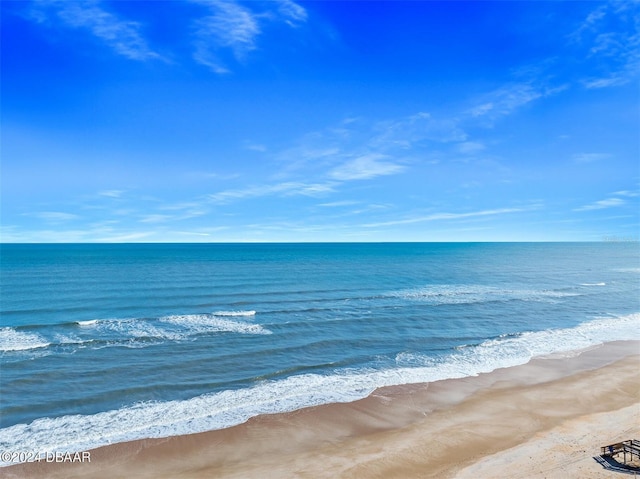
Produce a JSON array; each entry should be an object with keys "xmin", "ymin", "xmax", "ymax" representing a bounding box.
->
[{"xmin": 4, "ymin": 340, "xmax": 639, "ymax": 478}]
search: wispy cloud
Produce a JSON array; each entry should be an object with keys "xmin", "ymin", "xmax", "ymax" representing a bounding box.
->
[
  {"xmin": 467, "ymin": 81, "xmax": 567, "ymax": 122},
  {"xmin": 274, "ymin": 141, "xmax": 342, "ymax": 177},
  {"xmin": 569, "ymin": 4, "xmax": 607, "ymax": 42},
  {"xmin": 192, "ymin": 0, "xmax": 260, "ymax": 73},
  {"xmin": 328, "ymin": 154, "xmax": 406, "ymax": 181},
  {"xmin": 465, "ymin": 2, "xmax": 638, "ymax": 127},
  {"xmin": 275, "ymin": 0, "xmax": 307, "ymax": 27},
  {"xmin": 208, "ymin": 181, "xmax": 336, "ymax": 204},
  {"xmin": 191, "ymin": 0, "xmax": 307, "ymax": 73},
  {"xmin": 183, "ymin": 171, "xmax": 241, "ymax": 181},
  {"xmin": 363, "ymin": 207, "xmax": 530, "ymax": 228},
  {"xmin": 572, "ymin": 153, "xmax": 612, "ymax": 164},
  {"xmin": 139, "ymin": 207, "xmax": 208, "ymax": 223},
  {"xmin": 30, "ymin": 0, "xmax": 161, "ymax": 61},
  {"xmin": 139, "ymin": 214, "xmax": 174, "ymax": 224},
  {"xmin": 98, "ymin": 189, "xmax": 126, "ymax": 198},
  {"xmin": 29, "ymin": 211, "xmax": 79, "ymax": 222},
  {"xmin": 575, "ymin": 197, "xmax": 626, "ymax": 211},
  {"xmin": 28, "ymin": 0, "xmax": 307, "ymax": 73},
  {"xmin": 317, "ymin": 200, "xmax": 359, "ymax": 208},
  {"xmin": 243, "ymin": 142, "xmax": 268, "ymax": 152},
  {"xmin": 275, "ymin": 112, "xmax": 466, "ymax": 181},
  {"xmin": 614, "ymin": 190, "xmax": 640, "ymax": 198},
  {"xmin": 571, "ymin": 2, "xmax": 640, "ymax": 89},
  {"xmin": 457, "ymin": 142, "xmax": 486, "ymax": 155},
  {"xmin": 94, "ymin": 231, "xmax": 156, "ymax": 243},
  {"xmin": 371, "ymin": 112, "xmax": 466, "ymax": 149}
]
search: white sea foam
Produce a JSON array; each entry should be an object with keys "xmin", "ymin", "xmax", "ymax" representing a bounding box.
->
[
  {"xmin": 90, "ymin": 318, "xmax": 182, "ymax": 342},
  {"xmin": 213, "ymin": 310, "xmax": 256, "ymax": 317},
  {"xmin": 83, "ymin": 313, "xmax": 268, "ymax": 340},
  {"xmin": 580, "ymin": 282, "xmax": 606, "ymax": 287},
  {"xmin": 4, "ymin": 313, "xmax": 268, "ymax": 358},
  {"xmin": 1, "ymin": 313, "xmax": 637, "ymax": 464},
  {"xmin": 76, "ymin": 320, "xmax": 99, "ymax": 326},
  {"xmin": 160, "ymin": 314, "xmax": 269, "ymax": 335},
  {"xmin": 0, "ymin": 328, "xmax": 50, "ymax": 352},
  {"xmin": 394, "ymin": 284, "xmax": 578, "ymax": 305}
]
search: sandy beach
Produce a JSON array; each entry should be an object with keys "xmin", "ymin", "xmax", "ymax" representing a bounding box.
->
[{"xmin": 4, "ymin": 340, "xmax": 639, "ymax": 479}]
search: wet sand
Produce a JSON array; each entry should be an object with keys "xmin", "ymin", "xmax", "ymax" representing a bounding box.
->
[{"xmin": 3, "ymin": 340, "xmax": 639, "ymax": 479}]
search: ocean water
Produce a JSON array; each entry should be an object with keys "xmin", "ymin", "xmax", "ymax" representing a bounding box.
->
[{"xmin": 1, "ymin": 242, "xmax": 638, "ymax": 461}]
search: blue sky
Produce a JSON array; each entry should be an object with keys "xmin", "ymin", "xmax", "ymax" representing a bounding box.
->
[{"xmin": 2, "ymin": 0, "xmax": 639, "ymax": 242}]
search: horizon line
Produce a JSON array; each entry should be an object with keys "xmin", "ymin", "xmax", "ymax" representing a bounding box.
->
[{"xmin": 2, "ymin": 239, "xmax": 638, "ymax": 245}]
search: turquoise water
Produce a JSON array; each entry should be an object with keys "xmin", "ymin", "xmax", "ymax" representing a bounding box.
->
[{"xmin": 1, "ymin": 243, "xmax": 638, "ymax": 459}]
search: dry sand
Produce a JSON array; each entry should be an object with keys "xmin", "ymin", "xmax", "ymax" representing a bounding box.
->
[{"xmin": 3, "ymin": 340, "xmax": 639, "ymax": 479}]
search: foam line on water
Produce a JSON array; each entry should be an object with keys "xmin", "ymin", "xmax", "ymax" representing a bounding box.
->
[
  {"xmin": 213, "ymin": 310, "xmax": 256, "ymax": 317},
  {"xmin": 1, "ymin": 312, "xmax": 637, "ymax": 464},
  {"xmin": 393, "ymin": 284, "xmax": 580, "ymax": 305},
  {"xmin": 614, "ymin": 267, "xmax": 640, "ymax": 273}
]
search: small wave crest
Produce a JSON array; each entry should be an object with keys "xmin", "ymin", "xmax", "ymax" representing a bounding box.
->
[
  {"xmin": 76, "ymin": 320, "xmax": 99, "ymax": 326},
  {"xmin": 83, "ymin": 313, "xmax": 269, "ymax": 340},
  {"xmin": 4, "ymin": 311, "xmax": 267, "ymax": 356},
  {"xmin": 0, "ymin": 328, "xmax": 50, "ymax": 352},
  {"xmin": 160, "ymin": 314, "xmax": 269, "ymax": 335},
  {"xmin": 580, "ymin": 282, "xmax": 606, "ymax": 287}
]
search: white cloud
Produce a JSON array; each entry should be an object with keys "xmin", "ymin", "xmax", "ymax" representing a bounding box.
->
[
  {"xmin": 318, "ymin": 200, "xmax": 359, "ymax": 207},
  {"xmin": 569, "ymin": 4, "xmax": 607, "ymax": 43},
  {"xmin": 191, "ymin": 0, "xmax": 307, "ymax": 73},
  {"xmin": 29, "ymin": 0, "xmax": 307, "ymax": 73},
  {"xmin": 31, "ymin": 0, "xmax": 161, "ymax": 61},
  {"xmin": 276, "ymin": 0, "xmax": 307, "ymax": 26},
  {"xmin": 371, "ymin": 112, "xmax": 466, "ymax": 149},
  {"xmin": 583, "ymin": 76, "xmax": 627, "ymax": 89},
  {"xmin": 208, "ymin": 181, "xmax": 336, "ymax": 204},
  {"xmin": 467, "ymin": 82, "xmax": 567, "ymax": 122},
  {"xmin": 572, "ymin": 153, "xmax": 612, "ymax": 163},
  {"xmin": 275, "ymin": 142, "xmax": 342, "ymax": 176},
  {"xmin": 573, "ymin": 2, "xmax": 640, "ymax": 89},
  {"xmin": 468, "ymin": 103, "xmax": 494, "ymax": 117},
  {"xmin": 95, "ymin": 231, "xmax": 156, "ymax": 243},
  {"xmin": 575, "ymin": 198, "xmax": 626, "ymax": 211},
  {"xmin": 273, "ymin": 112, "xmax": 465, "ymax": 183},
  {"xmin": 138, "ymin": 207, "xmax": 209, "ymax": 223},
  {"xmin": 30, "ymin": 211, "xmax": 79, "ymax": 222},
  {"xmin": 244, "ymin": 142, "xmax": 267, "ymax": 152},
  {"xmin": 614, "ymin": 190, "xmax": 640, "ymax": 198},
  {"xmin": 329, "ymin": 154, "xmax": 406, "ymax": 181},
  {"xmin": 99, "ymin": 189, "xmax": 125, "ymax": 198},
  {"xmin": 363, "ymin": 207, "xmax": 529, "ymax": 228},
  {"xmin": 457, "ymin": 142, "xmax": 486, "ymax": 154},
  {"xmin": 139, "ymin": 214, "xmax": 173, "ymax": 224},
  {"xmin": 184, "ymin": 171, "xmax": 241, "ymax": 181},
  {"xmin": 192, "ymin": 0, "xmax": 260, "ymax": 73}
]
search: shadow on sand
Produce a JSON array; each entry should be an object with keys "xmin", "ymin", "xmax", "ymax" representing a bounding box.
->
[{"xmin": 594, "ymin": 455, "xmax": 640, "ymax": 475}]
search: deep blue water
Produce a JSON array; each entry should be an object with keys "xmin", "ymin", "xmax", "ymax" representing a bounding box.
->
[{"xmin": 1, "ymin": 242, "xmax": 638, "ymax": 458}]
